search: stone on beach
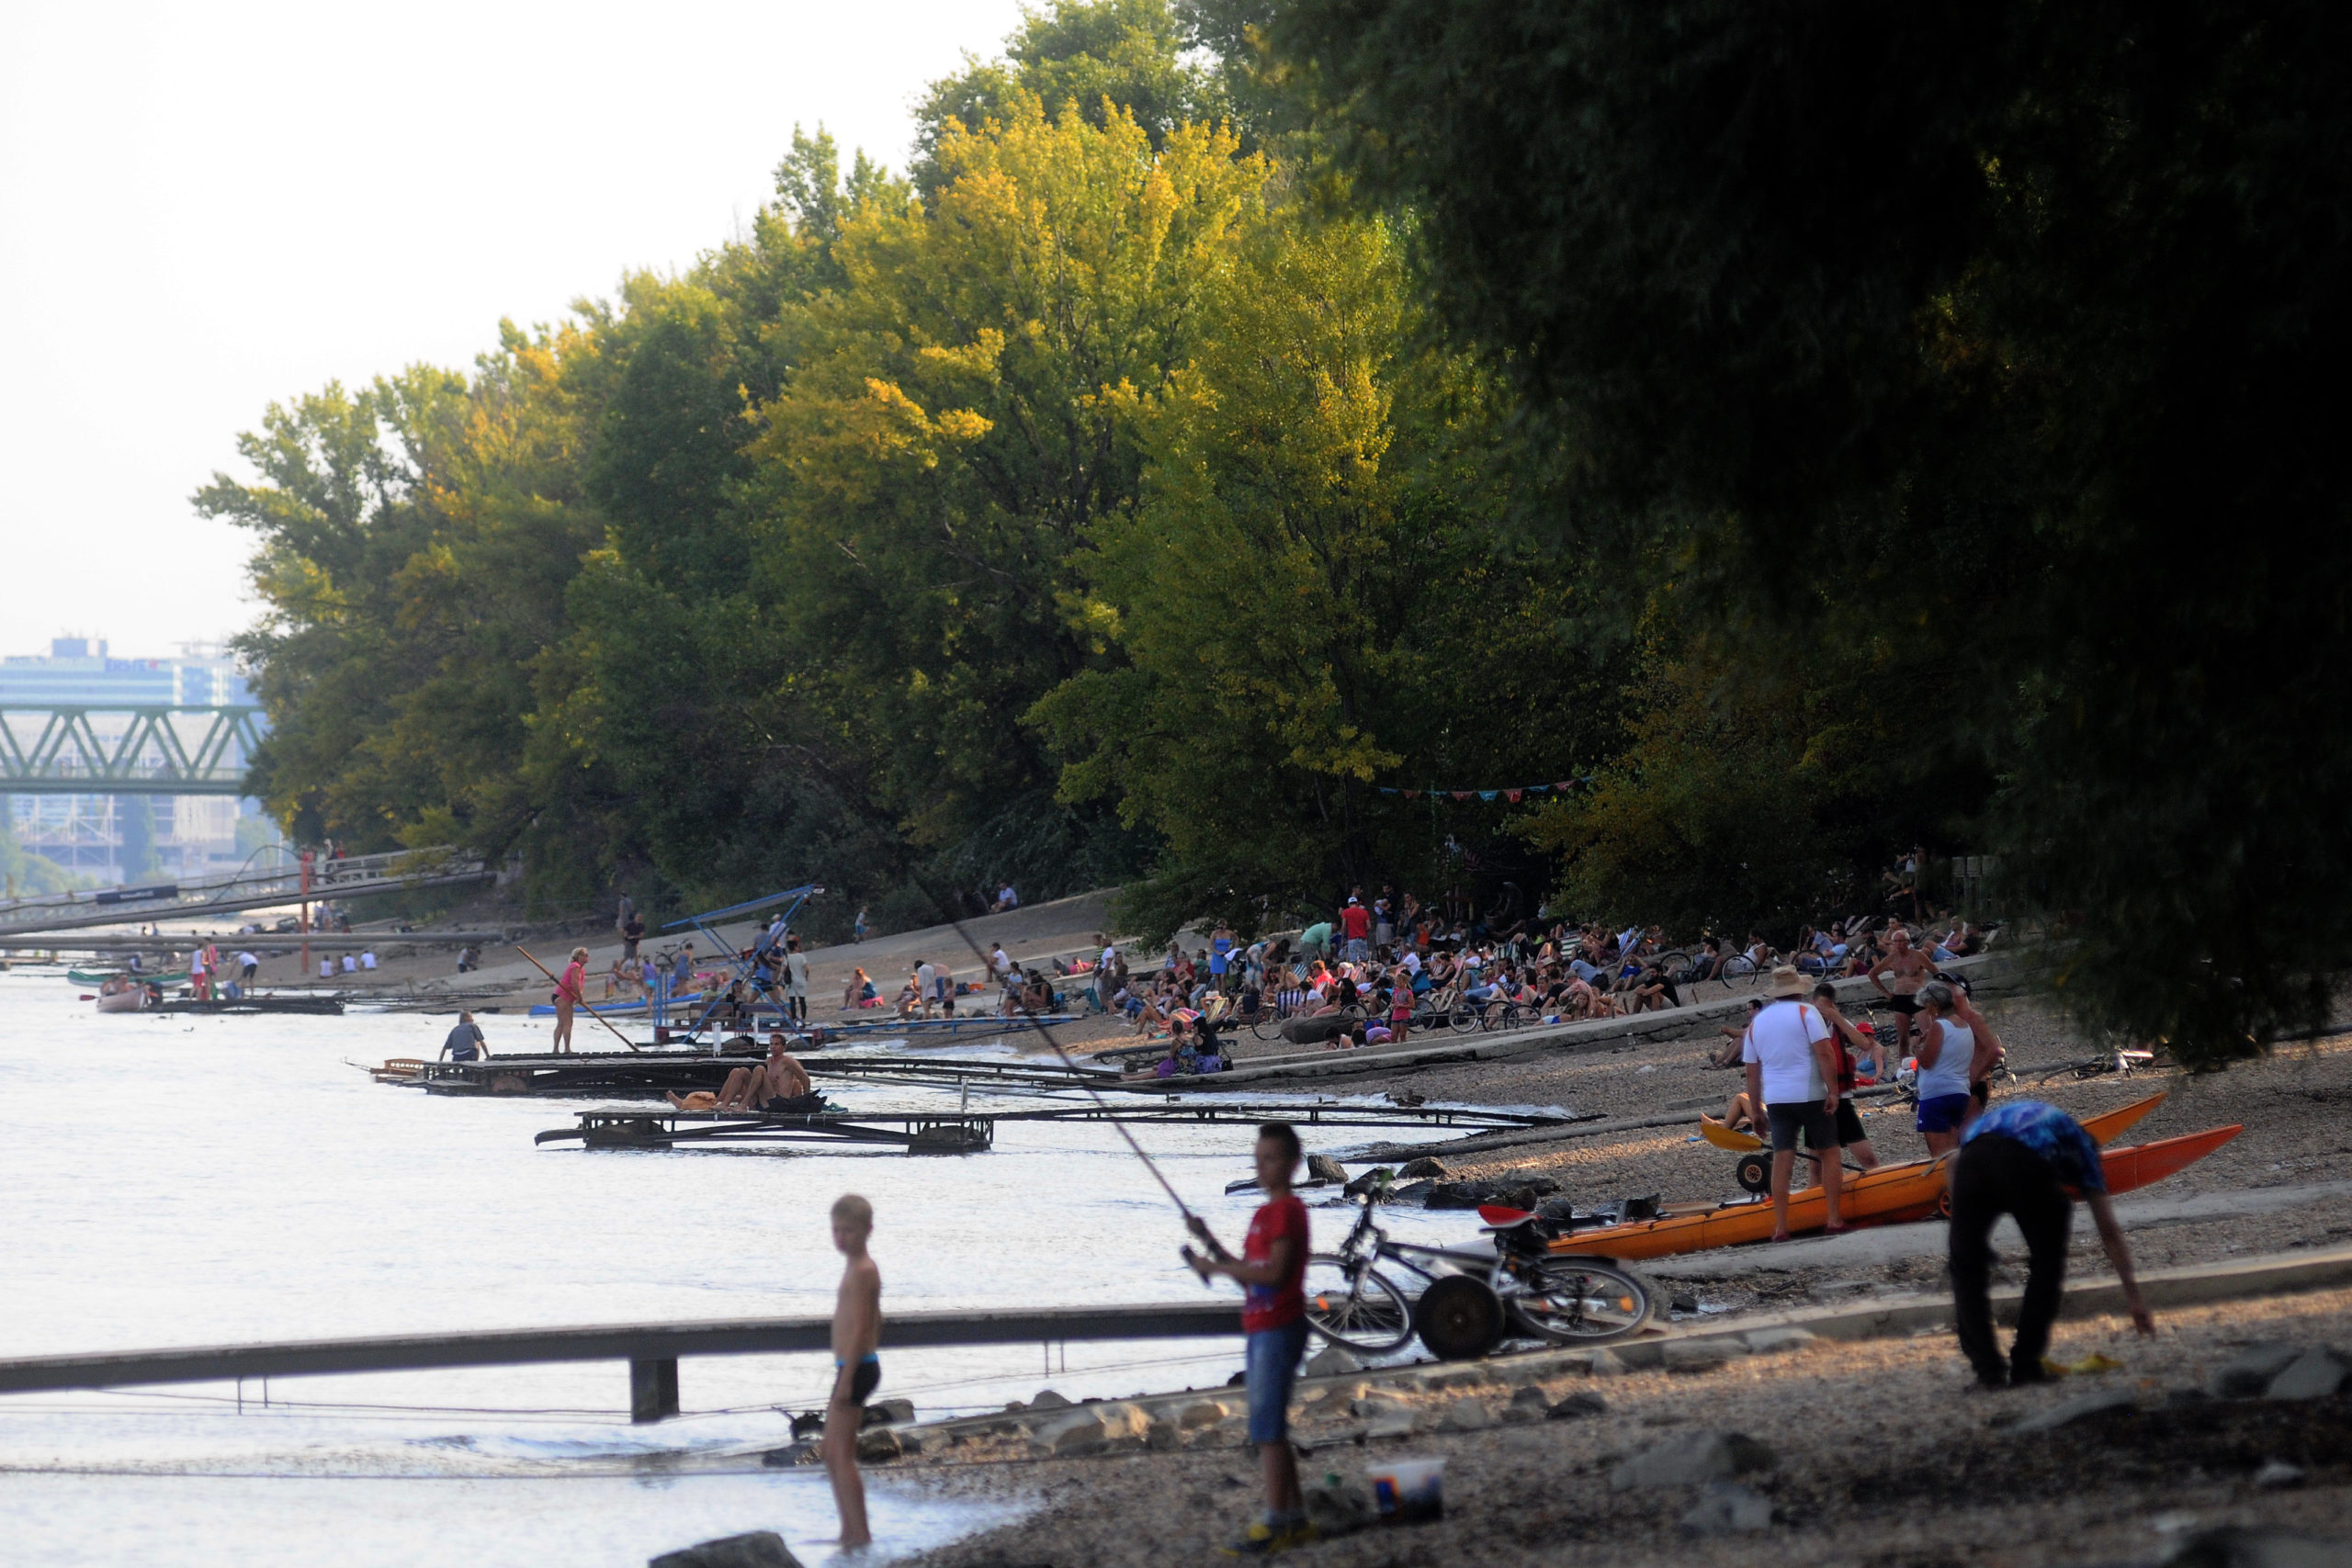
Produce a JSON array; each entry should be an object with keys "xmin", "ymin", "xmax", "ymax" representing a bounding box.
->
[
  {"xmin": 1439, "ymin": 1396, "xmax": 1495, "ymax": 1431},
  {"xmin": 1027, "ymin": 1401, "xmax": 1148, "ymax": 1457},
  {"xmin": 649, "ymin": 1531, "xmax": 803, "ymax": 1568},
  {"xmin": 1664, "ymin": 1337, "xmax": 1750, "ymax": 1373},
  {"xmin": 1744, "ymin": 1326, "xmax": 1822, "ymax": 1355},
  {"xmin": 1610, "ymin": 1430, "xmax": 1775, "ymax": 1491},
  {"xmin": 2210, "ymin": 1344, "xmax": 2305, "ymax": 1398},
  {"xmin": 1548, "ymin": 1390, "xmax": 1610, "ymax": 1420},
  {"xmin": 2263, "ymin": 1348, "xmax": 2346, "ymax": 1401},
  {"xmin": 1680, "ymin": 1482, "xmax": 1775, "ymax": 1535},
  {"xmin": 1177, "ymin": 1399, "xmax": 1229, "ymax": 1430},
  {"xmin": 1303, "ymin": 1344, "xmax": 1363, "ymax": 1378}
]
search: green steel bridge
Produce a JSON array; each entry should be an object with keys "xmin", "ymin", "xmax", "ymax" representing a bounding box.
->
[{"xmin": 0, "ymin": 703, "xmax": 265, "ymax": 795}]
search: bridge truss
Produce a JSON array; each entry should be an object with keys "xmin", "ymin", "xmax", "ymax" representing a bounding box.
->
[{"xmin": 0, "ymin": 705, "xmax": 266, "ymax": 795}]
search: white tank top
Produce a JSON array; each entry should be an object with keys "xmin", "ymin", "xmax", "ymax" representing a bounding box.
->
[{"xmin": 1918, "ymin": 1017, "xmax": 1974, "ymax": 1099}]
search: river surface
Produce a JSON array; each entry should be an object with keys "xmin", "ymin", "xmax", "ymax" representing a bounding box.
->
[{"xmin": 0, "ymin": 968, "xmax": 1512, "ymax": 1565}]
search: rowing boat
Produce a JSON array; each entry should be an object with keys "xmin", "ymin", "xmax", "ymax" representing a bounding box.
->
[
  {"xmin": 1538, "ymin": 1102, "xmax": 2232, "ymax": 1262},
  {"xmin": 68, "ymin": 968, "xmax": 188, "ymax": 987}
]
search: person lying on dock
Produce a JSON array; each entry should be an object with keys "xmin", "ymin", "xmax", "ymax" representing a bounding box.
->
[
  {"xmin": 439, "ymin": 1011, "xmax": 489, "ymax": 1063},
  {"xmin": 668, "ymin": 1032, "xmax": 820, "ymax": 1113}
]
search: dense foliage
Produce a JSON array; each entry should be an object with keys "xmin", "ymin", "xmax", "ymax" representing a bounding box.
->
[
  {"xmin": 206, "ymin": 0, "xmax": 2348, "ymax": 1068},
  {"xmin": 1266, "ymin": 0, "xmax": 2352, "ymax": 1063}
]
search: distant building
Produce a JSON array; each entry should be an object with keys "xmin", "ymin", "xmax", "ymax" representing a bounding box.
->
[{"xmin": 0, "ymin": 637, "xmax": 278, "ymax": 886}]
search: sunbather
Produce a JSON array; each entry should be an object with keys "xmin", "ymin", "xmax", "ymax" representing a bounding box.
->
[{"xmin": 670, "ymin": 1032, "xmax": 815, "ymax": 1112}]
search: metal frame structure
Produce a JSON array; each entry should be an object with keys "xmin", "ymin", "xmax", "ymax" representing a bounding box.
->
[
  {"xmin": 658, "ymin": 884, "xmax": 821, "ymax": 1035},
  {"xmin": 0, "ymin": 704, "xmax": 266, "ymax": 795}
]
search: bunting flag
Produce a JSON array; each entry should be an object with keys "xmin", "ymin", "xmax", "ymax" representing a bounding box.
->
[{"xmin": 1374, "ymin": 774, "xmax": 1596, "ymax": 799}]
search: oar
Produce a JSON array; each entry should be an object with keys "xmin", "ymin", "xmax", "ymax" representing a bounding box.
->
[{"xmin": 515, "ymin": 944, "xmax": 642, "ymax": 1053}]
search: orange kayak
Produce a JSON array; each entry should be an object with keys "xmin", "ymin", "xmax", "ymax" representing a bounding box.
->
[{"xmin": 1544, "ymin": 1097, "xmax": 2217, "ymax": 1262}]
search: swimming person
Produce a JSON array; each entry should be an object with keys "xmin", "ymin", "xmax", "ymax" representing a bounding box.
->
[
  {"xmin": 1185, "ymin": 1122, "xmax": 1313, "ymax": 1555},
  {"xmin": 824, "ymin": 1194, "xmax": 883, "ymax": 1551},
  {"xmin": 439, "ymin": 1011, "xmax": 488, "ymax": 1063}
]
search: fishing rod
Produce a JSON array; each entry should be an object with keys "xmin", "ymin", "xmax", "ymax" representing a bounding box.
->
[{"xmin": 514, "ymin": 944, "xmax": 644, "ymax": 1053}]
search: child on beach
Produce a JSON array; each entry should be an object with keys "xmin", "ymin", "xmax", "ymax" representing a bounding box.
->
[
  {"xmin": 1185, "ymin": 1122, "xmax": 1313, "ymax": 1555},
  {"xmin": 825, "ymin": 1194, "xmax": 883, "ymax": 1551}
]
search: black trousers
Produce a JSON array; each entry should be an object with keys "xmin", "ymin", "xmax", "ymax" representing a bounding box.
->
[{"xmin": 1948, "ymin": 1133, "xmax": 2075, "ymax": 1382}]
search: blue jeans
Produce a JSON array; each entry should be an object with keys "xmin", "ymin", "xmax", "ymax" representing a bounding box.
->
[{"xmin": 1245, "ymin": 1320, "xmax": 1309, "ymax": 1444}]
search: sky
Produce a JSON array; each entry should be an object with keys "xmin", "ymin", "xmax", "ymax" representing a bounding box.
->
[{"xmin": 0, "ymin": 0, "xmax": 1027, "ymax": 662}]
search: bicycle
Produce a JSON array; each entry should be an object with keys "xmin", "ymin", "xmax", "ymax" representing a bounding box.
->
[{"xmin": 1296, "ymin": 1180, "xmax": 1654, "ymax": 1360}]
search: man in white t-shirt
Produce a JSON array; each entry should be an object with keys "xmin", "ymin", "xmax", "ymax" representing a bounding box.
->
[
  {"xmin": 784, "ymin": 936, "xmax": 811, "ymax": 1025},
  {"xmin": 913, "ymin": 961, "xmax": 937, "ymax": 1020},
  {"xmin": 1741, "ymin": 966, "xmax": 1848, "ymax": 1241}
]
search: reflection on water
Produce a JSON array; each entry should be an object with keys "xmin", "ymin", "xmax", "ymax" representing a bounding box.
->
[{"xmin": 0, "ymin": 968, "xmax": 1477, "ymax": 1563}]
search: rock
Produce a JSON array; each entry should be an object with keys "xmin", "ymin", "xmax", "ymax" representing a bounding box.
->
[
  {"xmin": 650, "ymin": 1530, "xmax": 804, "ymax": 1568},
  {"xmin": 1664, "ymin": 1339, "xmax": 1747, "ymax": 1374},
  {"xmin": 1440, "ymin": 1396, "xmax": 1494, "ymax": 1431},
  {"xmin": 855, "ymin": 1427, "xmax": 902, "ymax": 1462},
  {"xmin": 2210, "ymin": 1343, "xmax": 2304, "ymax": 1398},
  {"xmin": 2166, "ymin": 1526, "xmax": 2352, "ymax": 1568},
  {"xmin": 1498, "ymin": 1384, "xmax": 1553, "ymax": 1424},
  {"xmin": 2012, "ymin": 1387, "xmax": 2137, "ymax": 1432},
  {"xmin": 1307, "ymin": 1153, "xmax": 1350, "ymax": 1185},
  {"xmin": 1549, "ymin": 1391, "xmax": 1610, "ymax": 1420},
  {"xmin": 1343, "ymin": 1168, "xmax": 1393, "ymax": 1198},
  {"xmin": 1306, "ymin": 1380, "xmax": 1368, "ymax": 1411},
  {"xmin": 1029, "ymin": 1388, "xmax": 1072, "ymax": 1411},
  {"xmin": 1589, "ymin": 1348, "xmax": 1631, "ymax": 1378},
  {"xmin": 1145, "ymin": 1417, "xmax": 1181, "ymax": 1452},
  {"xmin": 1420, "ymin": 1367, "xmax": 1489, "ymax": 1391},
  {"xmin": 1671, "ymin": 1294, "xmax": 1700, "ymax": 1314},
  {"xmin": 1093, "ymin": 1403, "xmax": 1148, "ymax": 1449},
  {"xmin": 2266, "ymin": 1349, "xmax": 2348, "ymax": 1402},
  {"xmin": 869, "ymin": 1397, "xmax": 916, "ymax": 1426},
  {"xmin": 1304, "ymin": 1344, "xmax": 1363, "ymax": 1379},
  {"xmin": 1353, "ymin": 1393, "xmax": 1412, "ymax": 1422},
  {"xmin": 2253, "ymin": 1461, "xmax": 2307, "ymax": 1490},
  {"xmin": 1398, "ymin": 1156, "xmax": 1448, "ymax": 1179},
  {"xmin": 1679, "ymin": 1482, "xmax": 1775, "ymax": 1535},
  {"xmin": 758, "ymin": 1441, "xmax": 819, "ymax": 1468},
  {"xmin": 1178, "ymin": 1400, "xmax": 1230, "ymax": 1430},
  {"xmin": 1426, "ymin": 1175, "xmax": 1564, "ymax": 1211},
  {"xmin": 1611, "ymin": 1431, "xmax": 1776, "ymax": 1491},
  {"xmin": 1305, "ymin": 1477, "xmax": 1378, "ymax": 1538},
  {"xmin": 1029, "ymin": 1407, "xmax": 1111, "ymax": 1457},
  {"xmin": 1744, "ymin": 1327, "xmax": 1821, "ymax": 1356}
]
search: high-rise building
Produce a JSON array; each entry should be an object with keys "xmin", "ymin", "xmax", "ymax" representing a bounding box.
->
[{"xmin": 0, "ymin": 637, "xmax": 277, "ymax": 886}]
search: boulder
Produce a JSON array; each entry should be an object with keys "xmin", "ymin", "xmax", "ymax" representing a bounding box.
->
[
  {"xmin": 1029, "ymin": 1407, "xmax": 1112, "ymax": 1457},
  {"xmin": 1306, "ymin": 1154, "xmax": 1350, "ymax": 1185},
  {"xmin": 868, "ymin": 1397, "xmax": 916, "ymax": 1426},
  {"xmin": 1353, "ymin": 1393, "xmax": 1413, "ymax": 1422},
  {"xmin": 2265, "ymin": 1349, "xmax": 2347, "ymax": 1402},
  {"xmin": 1664, "ymin": 1339, "xmax": 1746, "ymax": 1374},
  {"xmin": 1146, "ymin": 1417, "xmax": 1182, "ymax": 1451},
  {"xmin": 1549, "ymin": 1391, "xmax": 1610, "ymax": 1420},
  {"xmin": 1398, "ymin": 1156, "xmax": 1448, "ymax": 1179},
  {"xmin": 1440, "ymin": 1397, "xmax": 1494, "ymax": 1431},
  {"xmin": 1028, "ymin": 1388, "xmax": 1072, "ymax": 1411},
  {"xmin": 1304, "ymin": 1344, "xmax": 1363, "ymax": 1379},
  {"xmin": 1427, "ymin": 1175, "xmax": 1565, "ymax": 1212},
  {"xmin": 1744, "ymin": 1327, "xmax": 1821, "ymax": 1356},
  {"xmin": 2166, "ymin": 1526, "xmax": 2352, "ymax": 1568},
  {"xmin": 1343, "ymin": 1168, "xmax": 1393, "ymax": 1198},
  {"xmin": 1589, "ymin": 1349, "xmax": 1631, "ymax": 1378},
  {"xmin": 2012, "ymin": 1387, "xmax": 2137, "ymax": 1433},
  {"xmin": 650, "ymin": 1530, "xmax": 804, "ymax": 1568},
  {"xmin": 1611, "ymin": 1431, "xmax": 1776, "ymax": 1491},
  {"xmin": 1680, "ymin": 1482, "xmax": 1775, "ymax": 1535},
  {"xmin": 2210, "ymin": 1344, "xmax": 2304, "ymax": 1398},
  {"xmin": 1500, "ymin": 1384, "xmax": 1552, "ymax": 1424},
  {"xmin": 1177, "ymin": 1400, "xmax": 1230, "ymax": 1430},
  {"xmin": 855, "ymin": 1427, "xmax": 902, "ymax": 1462}
]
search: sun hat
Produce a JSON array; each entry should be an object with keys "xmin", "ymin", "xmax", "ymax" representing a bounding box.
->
[{"xmin": 1768, "ymin": 965, "xmax": 1807, "ymax": 998}]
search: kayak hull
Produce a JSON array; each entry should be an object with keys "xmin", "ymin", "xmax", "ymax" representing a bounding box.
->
[{"xmin": 1550, "ymin": 1110, "xmax": 2232, "ymax": 1263}]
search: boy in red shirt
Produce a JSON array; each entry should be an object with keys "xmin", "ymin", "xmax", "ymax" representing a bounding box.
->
[{"xmin": 1187, "ymin": 1122, "xmax": 1313, "ymax": 1555}]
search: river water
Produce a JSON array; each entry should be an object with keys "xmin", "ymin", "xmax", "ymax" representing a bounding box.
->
[{"xmin": 0, "ymin": 968, "xmax": 1509, "ymax": 1565}]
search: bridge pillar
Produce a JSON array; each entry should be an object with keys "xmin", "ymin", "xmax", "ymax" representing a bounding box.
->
[{"xmin": 630, "ymin": 1356, "xmax": 681, "ymax": 1423}]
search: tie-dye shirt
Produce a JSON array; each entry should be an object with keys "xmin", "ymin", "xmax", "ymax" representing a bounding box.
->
[{"xmin": 1962, "ymin": 1100, "xmax": 2105, "ymax": 1192}]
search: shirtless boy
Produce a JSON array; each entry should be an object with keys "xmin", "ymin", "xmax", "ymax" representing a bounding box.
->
[
  {"xmin": 824, "ymin": 1194, "xmax": 883, "ymax": 1551},
  {"xmin": 1867, "ymin": 926, "xmax": 1936, "ymax": 1059}
]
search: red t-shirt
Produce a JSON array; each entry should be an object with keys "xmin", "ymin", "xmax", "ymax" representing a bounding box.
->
[
  {"xmin": 560, "ymin": 962, "xmax": 586, "ymax": 1003},
  {"xmin": 1239, "ymin": 1194, "xmax": 1309, "ymax": 1332},
  {"xmin": 1340, "ymin": 906, "xmax": 1370, "ymax": 941}
]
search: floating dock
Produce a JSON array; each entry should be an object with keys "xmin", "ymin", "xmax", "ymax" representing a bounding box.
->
[
  {"xmin": 533, "ymin": 1100, "xmax": 1569, "ymax": 1154},
  {"xmin": 369, "ymin": 1050, "xmax": 1123, "ymax": 1099}
]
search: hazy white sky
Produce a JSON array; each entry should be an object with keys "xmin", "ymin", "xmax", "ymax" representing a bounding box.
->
[{"xmin": 0, "ymin": 0, "xmax": 1025, "ymax": 661}]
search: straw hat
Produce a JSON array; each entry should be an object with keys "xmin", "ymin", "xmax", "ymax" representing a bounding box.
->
[{"xmin": 1768, "ymin": 965, "xmax": 1807, "ymax": 998}]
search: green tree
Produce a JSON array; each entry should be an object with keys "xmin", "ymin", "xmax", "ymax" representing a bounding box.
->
[
  {"xmin": 1036, "ymin": 212, "xmax": 1622, "ymax": 938},
  {"xmin": 1266, "ymin": 0, "xmax": 2352, "ymax": 1064}
]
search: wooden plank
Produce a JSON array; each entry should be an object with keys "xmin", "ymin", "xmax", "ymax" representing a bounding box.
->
[{"xmin": 0, "ymin": 1303, "xmax": 1248, "ymax": 1395}]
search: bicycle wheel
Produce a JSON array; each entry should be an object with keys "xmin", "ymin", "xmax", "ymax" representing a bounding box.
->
[
  {"xmin": 1251, "ymin": 1011, "xmax": 1288, "ymax": 1042},
  {"xmin": 1302, "ymin": 1255, "xmax": 1414, "ymax": 1352},
  {"xmin": 1503, "ymin": 1258, "xmax": 1654, "ymax": 1345},
  {"xmin": 1446, "ymin": 1002, "xmax": 1479, "ymax": 1036}
]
